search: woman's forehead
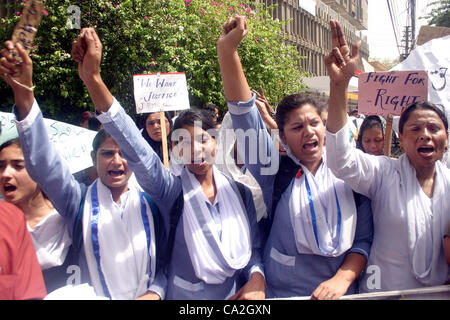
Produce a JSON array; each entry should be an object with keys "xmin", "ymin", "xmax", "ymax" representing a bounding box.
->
[
  {"xmin": 0, "ymin": 144, "xmax": 23, "ymax": 158},
  {"xmin": 286, "ymin": 104, "xmax": 321, "ymax": 121},
  {"xmin": 98, "ymin": 137, "xmax": 120, "ymax": 149},
  {"xmin": 405, "ymin": 108, "xmax": 444, "ymax": 124},
  {"xmin": 147, "ymin": 113, "xmax": 161, "ymax": 121}
]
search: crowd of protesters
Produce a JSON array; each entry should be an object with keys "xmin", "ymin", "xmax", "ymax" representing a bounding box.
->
[{"xmin": 0, "ymin": 16, "xmax": 449, "ymax": 300}]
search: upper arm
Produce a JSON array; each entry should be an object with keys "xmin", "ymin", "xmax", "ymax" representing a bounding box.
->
[
  {"xmin": 97, "ymin": 99, "xmax": 181, "ymax": 210},
  {"xmin": 228, "ymin": 96, "xmax": 277, "ymax": 198},
  {"xmin": 16, "ymin": 102, "xmax": 82, "ymax": 221},
  {"xmin": 325, "ymin": 125, "xmax": 385, "ymax": 197}
]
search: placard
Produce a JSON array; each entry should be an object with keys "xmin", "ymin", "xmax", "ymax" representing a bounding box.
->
[
  {"xmin": 133, "ymin": 72, "xmax": 190, "ymax": 114},
  {"xmin": 11, "ymin": 0, "xmax": 44, "ymax": 67},
  {"xmin": 358, "ymin": 70, "xmax": 428, "ymax": 116},
  {"xmin": 0, "ymin": 112, "xmax": 97, "ymax": 174}
]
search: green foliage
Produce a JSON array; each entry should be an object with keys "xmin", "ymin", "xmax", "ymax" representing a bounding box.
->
[
  {"xmin": 421, "ymin": 0, "xmax": 450, "ymax": 28},
  {"xmin": 0, "ymin": 0, "xmax": 307, "ymax": 123}
]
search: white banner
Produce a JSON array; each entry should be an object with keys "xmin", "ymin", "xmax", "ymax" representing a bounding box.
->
[
  {"xmin": 133, "ymin": 72, "xmax": 190, "ymax": 114},
  {"xmin": 0, "ymin": 112, "xmax": 97, "ymax": 173},
  {"xmin": 390, "ymin": 35, "xmax": 450, "ymax": 167},
  {"xmin": 299, "ymin": 0, "xmax": 316, "ymax": 16},
  {"xmin": 391, "ymin": 35, "xmax": 450, "ymax": 119}
]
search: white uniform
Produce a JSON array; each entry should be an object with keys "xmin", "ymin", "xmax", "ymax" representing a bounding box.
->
[{"xmin": 326, "ymin": 124, "xmax": 450, "ymax": 292}]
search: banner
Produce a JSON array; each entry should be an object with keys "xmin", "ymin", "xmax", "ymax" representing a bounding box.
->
[
  {"xmin": 0, "ymin": 112, "xmax": 97, "ymax": 173},
  {"xmin": 390, "ymin": 35, "xmax": 450, "ymax": 167},
  {"xmin": 133, "ymin": 72, "xmax": 190, "ymax": 114},
  {"xmin": 358, "ymin": 70, "xmax": 428, "ymax": 116}
]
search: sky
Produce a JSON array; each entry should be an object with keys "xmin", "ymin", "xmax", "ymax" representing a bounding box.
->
[{"xmin": 366, "ymin": 0, "xmax": 435, "ymax": 61}]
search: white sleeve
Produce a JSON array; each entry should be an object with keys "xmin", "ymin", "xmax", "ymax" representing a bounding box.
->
[{"xmin": 325, "ymin": 123, "xmax": 388, "ymax": 198}]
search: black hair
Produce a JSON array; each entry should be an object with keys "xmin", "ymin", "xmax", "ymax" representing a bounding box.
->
[
  {"xmin": 275, "ymin": 94, "xmax": 324, "ymax": 133},
  {"xmin": 88, "ymin": 116, "xmax": 102, "ymax": 131},
  {"xmin": 356, "ymin": 115, "xmax": 384, "ymax": 152},
  {"xmin": 0, "ymin": 138, "xmax": 20, "ymax": 153},
  {"xmin": 398, "ymin": 101, "xmax": 448, "ymax": 134},
  {"xmin": 0, "ymin": 138, "xmax": 50, "ymax": 200},
  {"xmin": 92, "ymin": 128, "xmax": 113, "ymax": 156},
  {"xmin": 173, "ymin": 109, "xmax": 217, "ymax": 133}
]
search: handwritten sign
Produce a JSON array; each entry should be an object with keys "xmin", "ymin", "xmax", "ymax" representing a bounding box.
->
[
  {"xmin": 133, "ymin": 72, "xmax": 190, "ymax": 114},
  {"xmin": 0, "ymin": 112, "xmax": 97, "ymax": 173},
  {"xmin": 358, "ymin": 70, "xmax": 428, "ymax": 116},
  {"xmin": 11, "ymin": 0, "xmax": 44, "ymax": 68}
]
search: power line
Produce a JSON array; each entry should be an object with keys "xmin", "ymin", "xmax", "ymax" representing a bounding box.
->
[{"xmin": 387, "ymin": 0, "xmax": 402, "ymax": 55}]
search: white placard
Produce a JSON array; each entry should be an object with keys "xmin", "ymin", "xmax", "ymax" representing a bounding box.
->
[
  {"xmin": 0, "ymin": 112, "xmax": 97, "ymax": 173},
  {"xmin": 133, "ymin": 72, "xmax": 190, "ymax": 113}
]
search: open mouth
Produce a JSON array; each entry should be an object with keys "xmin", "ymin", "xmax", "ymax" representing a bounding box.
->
[
  {"xmin": 303, "ymin": 141, "xmax": 318, "ymax": 151},
  {"xmin": 3, "ymin": 183, "xmax": 17, "ymax": 194},
  {"xmin": 417, "ymin": 146, "xmax": 435, "ymax": 156},
  {"xmin": 108, "ymin": 170, "xmax": 125, "ymax": 177}
]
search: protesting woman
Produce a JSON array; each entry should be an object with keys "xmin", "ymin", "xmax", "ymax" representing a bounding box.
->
[
  {"xmin": 218, "ymin": 16, "xmax": 373, "ymax": 299},
  {"xmin": 0, "ymin": 41, "xmax": 166, "ymax": 300},
  {"xmin": 70, "ymin": 27, "xmax": 265, "ymax": 300},
  {"xmin": 325, "ymin": 20, "xmax": 450, "ymax": 292},
  {"xmin": 0, "ymin": 138, "xmax": 73, "ymax": 294}
]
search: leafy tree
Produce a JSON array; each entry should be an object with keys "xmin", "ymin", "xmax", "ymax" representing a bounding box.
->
[
  {"xmin": 0, "ymin": 0, "xmax": 308, "ymax": 124},
  {"xmin": 421, "ymin": 0, "xmax": 450, "ymax": 28}
]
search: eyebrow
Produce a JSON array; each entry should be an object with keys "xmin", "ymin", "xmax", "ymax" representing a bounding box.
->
[{"xmin": 0, "ymin": 159, "xmax": 25, "ymax": 163}]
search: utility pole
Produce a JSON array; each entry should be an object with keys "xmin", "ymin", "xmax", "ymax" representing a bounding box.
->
[
  {"xmin": 410, "ymin": 0, "xmax": 416, "ymax": 51},
  {"xmin": 400, "ymin": 26, "xmax": 411, "ymax": 61},
  {"xmin": 400, "ymin": 0, "xmax": 416, "ymax": 61}
]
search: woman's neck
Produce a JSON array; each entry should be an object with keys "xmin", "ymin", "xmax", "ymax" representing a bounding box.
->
[
  {"xmin": 18, "ymin": 191, "xmax": 54, "ymax": 229},
  {"xmin": 415, "ymin": 164, "xmax": 436, "ymax": 198},
  {"xmin": 195, "ymin": 168, "xmax": 216, "ymax": 204},
  {"xmin": 110, "ymin": 184, "xmax": 129, "ymax": 204},
  {"xmin": 301, "ymin": 158, "xmax": 323, "ymax": 176}
]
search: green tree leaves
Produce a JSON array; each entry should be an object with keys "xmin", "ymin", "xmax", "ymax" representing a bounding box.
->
[{"xmin": 0, "ymin": 0, "xmax": 307, "ymax": 123}]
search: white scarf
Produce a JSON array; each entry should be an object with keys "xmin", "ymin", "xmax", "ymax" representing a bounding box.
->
[
  {"xmin": 28, "ymin": 209, "xmax": 72, "ymax": 270},
  {"xmin": 398, "ymin": 155, "xmax": 449, "ymax": 285},
  {"xmin": 181, "ymin": 166, "xmax": 251, "ymax": 284},
  {"xmin": 284, "ymin": 144, "xmax": 357, "ymax": 257},
  {"xmin": 82, "ymin": 179, "xmax": 156, "ymax": 299},
  {"xmin": 215, "ymin": 112, "xmax": 268, "ymax": 222}
]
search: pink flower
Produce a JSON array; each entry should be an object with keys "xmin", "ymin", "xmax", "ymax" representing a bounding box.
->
[
  {"xmin": 42, "ymin": 10, "xmax": 48, "ymax": 16},
  {"xmin": 144, "ymin": 16, "xmax": 148, "ymax": 20},
  {"xmin": 174, "ymin": 43, "xmax": 178, "ymax": 47},
  {"xmin": 16, "ymin": 11, "xmax": 21, "ymax": 15},
  {"xmin": 151, "ymin": 58, "xmax": 155, "ymax": 61}
]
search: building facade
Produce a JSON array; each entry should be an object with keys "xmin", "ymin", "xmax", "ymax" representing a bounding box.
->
[
  {"xmin": 1, "ymin": 0, "xmax": 369, "ymax": 76},
  {"xmin": 258, "ymin": 0, "xmax": 369, "ymax": 76}
]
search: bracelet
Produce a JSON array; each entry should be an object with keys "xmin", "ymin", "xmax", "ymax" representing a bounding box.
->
[{"xmin": 5, "ymin": 74, "xmax": 35, "ymax": 91}]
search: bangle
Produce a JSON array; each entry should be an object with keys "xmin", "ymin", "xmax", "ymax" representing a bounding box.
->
[{"xmin": 9, "ymin": 76, "xmax": 35, "ymax": 92}]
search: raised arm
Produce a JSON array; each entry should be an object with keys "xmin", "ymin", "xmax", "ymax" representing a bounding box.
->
[
  {"xmin": 217, "ymin": 16, "xmax": 278, "ymax": 209},
  {"xmin": 0, "ymin": 41, "xmax": 84, "ymax": 227},
  {"xmin": 71, "ymin": 28, "xmax": 113, "ymax": 112},
  {"xmin": 72, "ymin": 28, "xmax": 180, "ymax": 209},
  {"xmin": 217, "ymin": 16, "xmax": 252, "ymax": 102},
  {"xmin": 0, "ymin": 42, "xmax": 34, "ymax": 118},
  {"xmin": 325, "ymin": 20, "xmax": 360, "ymax": 134}
]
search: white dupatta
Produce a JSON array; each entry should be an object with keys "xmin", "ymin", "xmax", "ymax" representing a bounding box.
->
[
  {"xmin": 283, "ymin": 144, "xmax": 357, "ymax": 257},
  {"xmin": 398, "ymin": 155, "xmax": 449, "ymax": 285},
  {"xmin": 181, "ymin": 166, "xmax": 251, "ymax": 284},
  {"xmin": 82, "ymin": 179, "xmax": 156, "ymax": 299},
  {"xmin": 28, "ymin": 209, "xmax": 72, "ymax": 270}
]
